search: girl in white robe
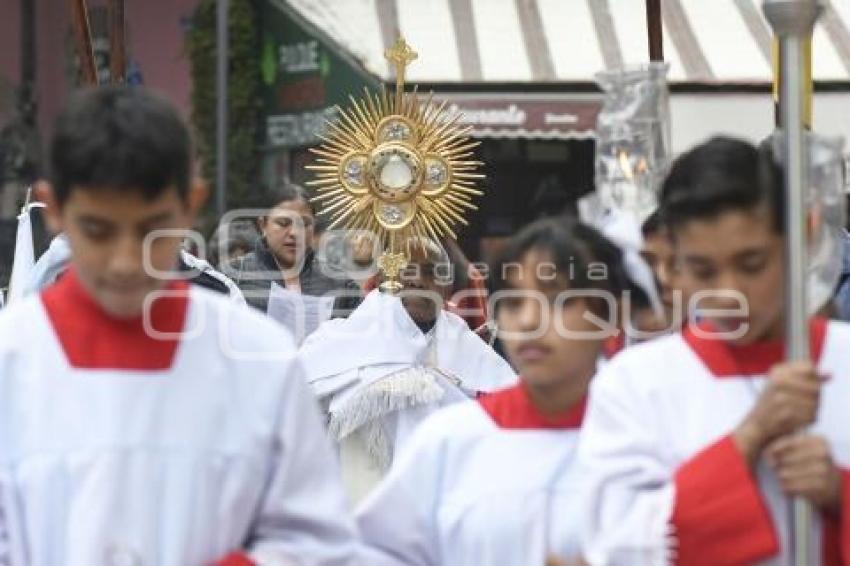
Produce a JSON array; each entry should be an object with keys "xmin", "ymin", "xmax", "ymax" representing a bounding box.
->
[{"xmin": 356, "ymin": 217, "xmax": 637, "ymax": 566}]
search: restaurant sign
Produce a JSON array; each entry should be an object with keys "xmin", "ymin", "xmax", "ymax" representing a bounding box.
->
[{"xmin": 435, "ymin": 95, "xmax": 602, "ymax": 139}]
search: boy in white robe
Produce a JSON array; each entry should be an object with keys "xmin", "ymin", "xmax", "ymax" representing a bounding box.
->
[
  {"xmin": 356, "ymin": 218, "xmax": 642, "ymax": 565},
  {"xmin": 0, "ymin": 86, "xmax": 359, "ymax": 565},
  {"xmin": 579, "ymin": 137, "xmax": 850, "ymax": 565},
  {"xmin": 298, "ymin": 240, "xmax": 516, "ymax": 503}
]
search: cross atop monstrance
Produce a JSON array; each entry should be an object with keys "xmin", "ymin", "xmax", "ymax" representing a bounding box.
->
[{"xmin": 385, "ymin": 37, "xmax": 418, "ymax": 105}]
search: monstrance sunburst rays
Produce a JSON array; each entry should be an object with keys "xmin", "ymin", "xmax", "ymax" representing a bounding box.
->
[{"xmin": 305, "ymin": 37, "xmax": 484, "ymax": 293}]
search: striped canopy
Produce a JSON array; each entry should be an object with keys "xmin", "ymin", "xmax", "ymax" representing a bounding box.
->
[{"xmin": 284, "ymin": 0, "xmax": 850, "ymax": 84}]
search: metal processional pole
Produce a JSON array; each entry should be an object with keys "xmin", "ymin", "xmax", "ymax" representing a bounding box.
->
[{"xmin": 761, "ymin": 1, "xmax": 823, "ymax": 563}]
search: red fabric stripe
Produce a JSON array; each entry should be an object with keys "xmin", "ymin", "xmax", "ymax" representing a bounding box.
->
[
  {"xmin": 840, "ymin": 468, "xmax": 850, "ymax": 565},
  {"xmin": 601, "ymin": 333, "xmax": 626, "ymax": 359},
  {"xmin": 215, "ymin": 552, "xmax": 255, "ymax": 566},
  {"xmin": 671, "ymin": 435, "xmax": 779, "ymax": 565},
  {"xmin": 41, "ymin": 268, "xmax": 189, "ymax": 370},
  {"xmin": 452, "ymin": 267, "xmax": 488, "ymax": 330},
  {"xmin": 479, "ymin": 381, "xmax": 585, "ymax": 430},
  {"xmin": 822, "ymin": 469, "xmax": 850, "ymax": 566},
  {"xmin": 681, "ymin": 318, "xmax": 828, "ymax": 377}
]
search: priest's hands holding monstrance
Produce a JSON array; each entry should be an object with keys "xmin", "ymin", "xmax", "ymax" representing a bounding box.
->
[{"xmin": 733, "ymin": 360, "xmax": 842, "ymax": 512}]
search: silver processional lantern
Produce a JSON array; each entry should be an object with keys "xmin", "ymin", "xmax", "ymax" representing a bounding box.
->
[
  {"xmin": 576, "ymin": 63, "xmax": 671, "ymax": 328},
  {"xmin": 767, "ymin": 131, "xmax": 846, "ymax": 316},
  {"xmin": 592, "ymin": 63, "xmax": 671, "ymax": 225}
]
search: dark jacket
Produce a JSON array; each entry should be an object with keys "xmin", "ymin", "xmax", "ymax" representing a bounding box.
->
[
  {"xmin": 178, "ymin": 256, "xmax": 229, "ymax": 296},
  {"xmin": 226, "ymin": 238, "xmax": 362, "ymax": 317}
]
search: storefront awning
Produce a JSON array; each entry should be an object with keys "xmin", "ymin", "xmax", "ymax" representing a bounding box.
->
[
  {"xmin": 285, "ymin": 0, "xmax": 850, "ymax": 84},
  {"xmin": 266, "ymin": 1, "xmax": 850, "ymax": 150}
]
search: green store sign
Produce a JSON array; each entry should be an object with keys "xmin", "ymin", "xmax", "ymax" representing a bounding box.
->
[{"xmin": 260, "ymin": 0, "xmax": 380, "ymax": 148}]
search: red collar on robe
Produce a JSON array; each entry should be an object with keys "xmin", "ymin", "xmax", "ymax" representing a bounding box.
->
[
  {"xmin": 681, "ymin": 318, "xmax": 828, "ymax": 377},
  {"xmin": 41, "ymin": 269, "xmax": 189, "ymax": 370},
  {"xmin": 479, "ymin": 380, "xmax": 586, "ymax": 430},
  {"xmin": 602, "ymin": 333, "xmax": 626, "ymax": 359}
]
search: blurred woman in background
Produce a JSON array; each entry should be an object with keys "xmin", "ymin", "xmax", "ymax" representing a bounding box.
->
[{"xmin": 226, "ymin": 183, "xmax": 361, "ymax": 316}]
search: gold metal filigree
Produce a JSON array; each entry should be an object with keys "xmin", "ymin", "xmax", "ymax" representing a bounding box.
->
[{"xmin": 306, "ymin": 37, "xmax": 484, "ymax": 294}]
